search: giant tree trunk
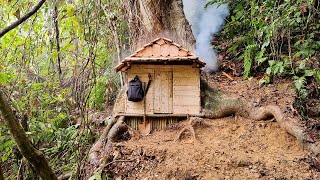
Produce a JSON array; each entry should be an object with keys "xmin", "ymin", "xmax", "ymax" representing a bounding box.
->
[
  {"xmin": 89, "ymin": 1, "xmax": 320, "ymax": 174},
  {"xmin": 92, "ymin": 0, "xmax": 320, "ymax": 173},
  {"xmin": 124, "ymin": 0, "xmax": 195, "ymax": 50},
  {"xmin": 0, "ymin": 90, "xmax": 57, "ymax": 180}
]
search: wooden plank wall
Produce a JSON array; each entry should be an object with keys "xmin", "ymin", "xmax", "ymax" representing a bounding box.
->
[
  {"xmin": 126, "ymin": 67, "xmax": 154, "ymax": 114},
  {"xmin": 125, "ymin": 65, "xmax": 201, "ymax": 115},
  {"xmin": 154, "ymin": 70, "xmax": 173, "ymax": 113},
  {"xmin": 172, "ymin": 66, "xmax": 201, "ymax": 114}
]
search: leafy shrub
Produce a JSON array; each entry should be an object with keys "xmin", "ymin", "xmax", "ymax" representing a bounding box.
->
[
  {"xmin": 207, "ymin": 0, "xmax": 320, "ymax": 118},
  {"xmin": 208, "ymin": 0, "xmax": 319, "ymax": 81}
]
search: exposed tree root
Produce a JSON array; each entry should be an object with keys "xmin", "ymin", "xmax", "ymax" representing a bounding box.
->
[
  {"xmin": 203, "ymin": 101, "xmax": 320, "ymax": 155},
  {"xmin": 175, "ymin": 118, "xmax": 211, "ymax": 143},
  {"xmin": 88, "ymin": 88, "xmax": 129, "ymax": 170},
  {"xmin": 88, "ymin": 116, "xmax": 127, "ymax": 166},
  {"xmin": 89, "ymin": 101, "xmax": 320, "ymax": 169},
  {"xmin": 88, "ymin": 83, "xmax": 320, "ymax": 177},
  {"xmin": 199, "ymin": 83, "xmax": 320, "ymax": 155}
]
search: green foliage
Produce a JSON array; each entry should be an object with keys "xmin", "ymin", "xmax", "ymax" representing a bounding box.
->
[
  {"xmin": 266, "ymin": 60, "xmax": 285, "ymax": 76},
  {"xmin": 315, "ymin": 70, "xmax": 320, "ymax": 83},
  {"xmin": 0, "ymin": 73, "xmax": 7, "ymax": 85},
  {"xmin": 209, "ymin": 0, "xmax": 319, "ymax": 80},
  {"xmin": 0, "ymin": 137, "xmax": 14, "ymax": 162},
  {"xmin": 207, "ymin": 0, "xmax": 320, "ymax": 119},
  {"xmin": 89, "ymin": 168, "xmax": 108, "ymax": 180},
  {"xmin": 0, "ymin": 0, "xmax": 127, "ymax": 178},
  {"xmin": 209, "ymin": 0, "xmax": 319, "ymax": 88},
  {"xmin": 89, "ymin": 72, "xmax": 120, "ymax": 110}
]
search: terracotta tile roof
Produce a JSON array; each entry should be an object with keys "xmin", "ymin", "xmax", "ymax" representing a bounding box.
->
[{"xmin": 115, "ymin": 37, "xmax": 206, "ymax": 72}]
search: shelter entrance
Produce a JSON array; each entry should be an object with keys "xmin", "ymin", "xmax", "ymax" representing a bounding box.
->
[{"xmin": 154, "ymin": 70, "xmax": 173, "ymax": 114}]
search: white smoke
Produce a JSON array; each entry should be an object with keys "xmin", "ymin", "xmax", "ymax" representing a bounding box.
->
[{"xmin": 182, "ymin": 0, "xmax": 229, "ymax": 71}]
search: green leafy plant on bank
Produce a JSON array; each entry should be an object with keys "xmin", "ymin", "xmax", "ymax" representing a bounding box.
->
[
  {"xmin": 0, "ymin": 0, "xmax": 126, "ymax": 178},
  {"xmin": 207, "ymin": 0, "xmax": 320, "ymax": 116},
  {"xmin": 207, "ymin": 0, "xmax": 319, "ymax": 78}
]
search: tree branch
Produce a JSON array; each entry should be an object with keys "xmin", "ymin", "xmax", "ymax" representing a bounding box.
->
[
  {"xmin": 0, "ymin": 160, "xmax": 4, "ymax": 180},
  {"xmin": 0, "ymin": 89, "xmax": 57, "ymax": 179},
  {"xmin": 0, "ymin": 0, "xmax": 46, "ymax": 38},
  {"xmin": 53, "ymin": 5, "xmax": 62, "ymax": 77}
]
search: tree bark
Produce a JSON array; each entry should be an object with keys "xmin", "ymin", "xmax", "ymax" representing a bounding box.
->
[
  {"xmin": 0, "ymin": 161, "xmax": 4, "ymax": 180},
  {"xmin": 53, "ymin": 5, "xmax": 62, "ymax": 78},
  {"xmin": 0, "ymin": 0, "xmax": 46, "ymax": 38},
  {"xmin": 124, "ymin": 0, "xmax": 195, "ymax": 50},
  {"xmin": 88, "ymin": 116, "xmax": 125, "ymax": 166},
  {"xmin": 0, "ymin": 90, "xmax": 57, "ymax": 180}
]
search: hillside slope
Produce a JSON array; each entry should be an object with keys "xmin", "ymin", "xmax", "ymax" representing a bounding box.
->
[
  {"xmin": 95, "ymin": 73, "xmax": 320, "ymax": 179},
  {"xmin": 106, "ymin": 117, "xmax": 313, "ymax": 179}
]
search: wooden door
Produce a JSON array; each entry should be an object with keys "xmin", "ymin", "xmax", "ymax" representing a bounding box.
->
[{"xmin": 154, "ymin": 70, "xmax": 173, "ymax": 113}]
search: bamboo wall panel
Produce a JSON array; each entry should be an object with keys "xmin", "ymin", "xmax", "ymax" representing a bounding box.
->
[
  {"xmin": 154, "ymin": 71, "xmax": 161, "ymax": 113},
  {"xmin": 127, "ymin": 68, "xmax": 155, "ymax": 74},
  {"xmin": 174, "ymin": 77, "xmax": 199, "ymax": 86},
  {"xmin": 125, "ymin": 117, "xmax": 141, "ymax": 130},
  {"xmin": 173, "ymin": 90, "xmax": 196, "ymax": 96},
  {"xmin": 173, "ymin": 69, "xmax": 199, "ymax": 77},
  {"xmin": 168, "ymin": 71, "xmax": 173, "ymax": 113},
  {"xmin": 172, "ymin": 66, "xmax": 200, "ymax": 114},
  {"xmin": 125, "ymin": 117, "xmax": 182, "ymax": 131}
]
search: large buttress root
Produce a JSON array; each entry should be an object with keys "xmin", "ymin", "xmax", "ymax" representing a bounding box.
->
[
  {"xmin": 88, "ymin": 89, "xmax": 129, "ymax": 168},
  {"xmin": 249, "ymin": 105, "xmax": 320, "ymax": 155},
  {"xmin": 202, "ymin": 99, "xmax": 320, "ymax": 155},
  {"xmin": 89, "ymin": 116, "xmax": 127, "ymax": 166},
  {"xmin": 200, "ymin": 84, "xmax": 320, "ymax": 155}
]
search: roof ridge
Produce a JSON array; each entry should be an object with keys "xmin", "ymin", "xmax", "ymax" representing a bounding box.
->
[{"xmin": 114, "ymin": 37, "xmax": 206, "ymax": 72}]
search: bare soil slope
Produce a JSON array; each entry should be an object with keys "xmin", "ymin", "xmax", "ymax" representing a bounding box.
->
[
  {"xmin": 105, "ymin": 117, "xmax": 319, "ymax": 179},
  {"xmin": 101, "ymin": 73, "xmax": 319, "ymax": 179}
]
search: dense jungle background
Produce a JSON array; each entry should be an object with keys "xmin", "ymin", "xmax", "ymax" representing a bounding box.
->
[{"xmin": 0, "ymin": 0, "xmax": 319, "ymax": 179}]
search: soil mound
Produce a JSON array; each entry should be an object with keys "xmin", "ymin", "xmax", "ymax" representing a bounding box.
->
[{"xmin": 104, "ymin": 117, "xmax": 318, "ymax": 179}]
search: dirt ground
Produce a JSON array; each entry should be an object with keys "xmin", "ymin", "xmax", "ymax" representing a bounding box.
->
[
  {"xmin": 100, "ymin": 72, "xmax": 320, "ymax": 179},
  {"xmin": 106, "ymin": 117, "xmax": 318, "ymax": 179}
]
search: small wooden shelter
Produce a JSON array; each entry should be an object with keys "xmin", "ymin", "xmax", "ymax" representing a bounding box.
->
[{"xmin": 115, "ymin": 37, "xmax": 206, "ymax": 132}]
